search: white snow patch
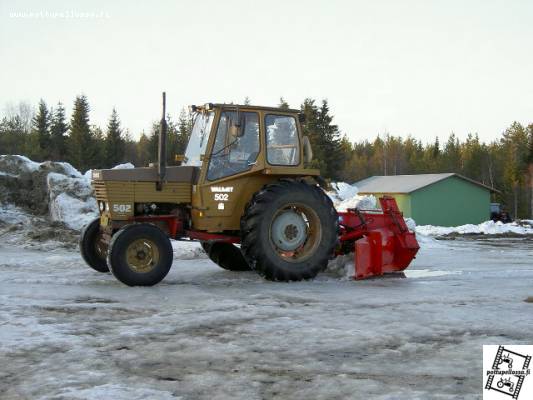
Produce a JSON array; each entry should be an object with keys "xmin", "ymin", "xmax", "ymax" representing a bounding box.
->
[
  {"xmin": 46, "ymin": 172, "xmax": 98, "ymax": 230},
  {"xmin": 0, "ymin": 154, "xmax": 41, "ymax": 172},
  {"xmin": 0, "ymin": 204, "xmax": 32, "ymax": 225},
  {"xmin": 326, "ymin": 252, "xmax": 355, "ymax": 279},
  {"xmin": 416, "ymin": 220, "xmax": 533, "ymax": 236},
  {"xmin": 405, "ymin": 269, "xmax": 462, "ymax": 278},
  {"xmin": 171, "ymin": 240, "xmax": 208, "ymax": 259},
  {"xmin": 327, "ymin": 182, "xmax": 378, "ymax": 212},
  {"xmin": 55, "ymin": 384, "xmax": 178, "ymax": 400},
  {"xmin": 112, "ymin": 162, "xmax": 135, "ymax": 169},
  {"xmin": 49, "ymin": 193, "xmax": 98, "ymax": 230},
  {"xmin": 83, "ymin": 162, "xmax": 134, "ymax": 180}
]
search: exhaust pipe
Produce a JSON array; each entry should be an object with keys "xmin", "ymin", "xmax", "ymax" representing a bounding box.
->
[{"xmin": 157, "ymin": 92, "xmax": 167, "ymax": 190}]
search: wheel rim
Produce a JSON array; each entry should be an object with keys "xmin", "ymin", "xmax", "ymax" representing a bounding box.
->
[
  {"xmin": 125, "ymin": 238, "xmax": 160, "ymax": 273},
  {"xmin": 269, "ymin": 203, "xmax": 322, "ymax": 263}
]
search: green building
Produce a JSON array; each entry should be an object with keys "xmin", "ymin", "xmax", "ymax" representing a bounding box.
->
[{"xmin": 354, "ymin": 173, "xmax": 498, "ymax": 226}]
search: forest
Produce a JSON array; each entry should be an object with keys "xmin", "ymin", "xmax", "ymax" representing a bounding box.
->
[{"xmin": 1, "ymin": 95, "xmax": 532, "ymax": 218}]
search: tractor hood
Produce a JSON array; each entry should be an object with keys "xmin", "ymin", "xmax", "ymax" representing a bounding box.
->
[{"xmin": 92, "ymin": 166, "xmax": 199, "ymax": 184}]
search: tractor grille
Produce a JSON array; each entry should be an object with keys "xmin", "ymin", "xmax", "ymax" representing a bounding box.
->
[{"xmin": 93, "ymin": 180, "xmax": 108, "ymax": 202}]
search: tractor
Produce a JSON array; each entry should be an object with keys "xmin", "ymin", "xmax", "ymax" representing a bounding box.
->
[{"xmin": 80, "ymin": 93, "xmax": 419, "ymax": 286}]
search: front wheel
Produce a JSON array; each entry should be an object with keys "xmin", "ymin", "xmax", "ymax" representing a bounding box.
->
[
  {"xmin": 240, "ymin": 179, "xmax": 338, "ymax": 281},
  {"xmin": 107, "ymin": 223, "xmax": 173, "ymax": 286},
  {"xmin": 79, "ymin": 217, "xmax": 109, "ymax": 273}
]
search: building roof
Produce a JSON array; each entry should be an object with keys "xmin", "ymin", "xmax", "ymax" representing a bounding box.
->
[{"xmin": 354, "ymin": 173, "xmax": 498, "ymax": 194}]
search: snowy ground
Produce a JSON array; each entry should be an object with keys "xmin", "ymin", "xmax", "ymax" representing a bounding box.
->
[
  {"xmin": 2, "ymin": 157, "xmax": 532, "ymax": 398},
  {"xmin": 1, "ymin": 237, "xmax": 532, "ymax": 400}
]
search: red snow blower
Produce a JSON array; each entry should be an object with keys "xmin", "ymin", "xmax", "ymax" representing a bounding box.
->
[{"xmin": 336, "ymin": 196, "xmax": 420, "ymax": 279}]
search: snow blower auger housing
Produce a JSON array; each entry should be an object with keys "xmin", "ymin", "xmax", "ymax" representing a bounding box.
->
[{"xmin": 81, "ymin": 93, "xmax": 420, "ymax": 286}]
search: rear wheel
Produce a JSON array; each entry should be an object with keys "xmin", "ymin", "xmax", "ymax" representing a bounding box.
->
[
  {"xmin": 240, "ymin": 179, "xmax": 338, "ymax": 281},
  {"xmin": 79, "ymin": 217, "xmax": 109, "ymax": 273},
  {"xmin": 201, "ymin": 241, "xmax": 250, "ymax": 271},
  {"xmin": 107, "ymin": 223, "xmax": 173, "ymax": 286}
]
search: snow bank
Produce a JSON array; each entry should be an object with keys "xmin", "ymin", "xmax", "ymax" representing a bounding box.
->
[
  {"xmin": 0, "ymin": 155, "xmax": 100, "ymax": 231},
  {"xmin": 327, "ymin": 182, "xmax": 377, "ymax": 211},
  {"xmin": 47, "ymin": 172, "xmax": 98, "ymax": 230},
  {"xmin": 416, "ymin": 220, "xmax": 533, "ymax": 236}
]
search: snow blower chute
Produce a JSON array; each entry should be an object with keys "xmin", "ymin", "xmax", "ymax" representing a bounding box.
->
[{"xmin": 336, "ymin": 196, "xmax": 420, "ymax": 279}]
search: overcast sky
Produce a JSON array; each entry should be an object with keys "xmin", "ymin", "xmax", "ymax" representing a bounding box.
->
[{"xmin": 1, "ymin": 0, "xmax": 532, "ymax": 143}]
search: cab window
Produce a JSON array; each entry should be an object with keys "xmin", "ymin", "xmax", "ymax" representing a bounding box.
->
[
  {"xmin": 207, "ymin": 111, "xmax": 260, "ymax": 181},
  {"xmin": 265, "ymin": 114, "xmax": 300, "ymax": 166}
]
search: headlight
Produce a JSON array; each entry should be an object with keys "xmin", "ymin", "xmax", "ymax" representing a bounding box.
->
[
  {"xmin": 105, "ymin": 202, "xmax": 110, "ymax": 211},
  {"xmin": 99, "ymin": 202, "xmax": 104, "ymax": 211}
]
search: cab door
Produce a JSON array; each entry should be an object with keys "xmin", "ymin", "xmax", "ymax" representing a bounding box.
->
[{"xmin": 193, "ymin": 109, "xmax": 267, "ymax": 231}]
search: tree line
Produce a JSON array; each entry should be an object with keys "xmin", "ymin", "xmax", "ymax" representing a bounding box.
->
[
  {"xmin": 0, "ymin": 96, "xmax": 192, "ymax": 172},
  {"xmin": 1, "ymin": 96, "xmax": 532, "ymax": 218}
]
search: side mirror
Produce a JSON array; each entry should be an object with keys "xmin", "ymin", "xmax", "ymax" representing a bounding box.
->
[
  {"xmin": 302, "ymin": 135, "xmax": 313, "ymax": 164},
  {"xmin": 298, "ymin": 113, "xmax": 306, "ymax": 123}
]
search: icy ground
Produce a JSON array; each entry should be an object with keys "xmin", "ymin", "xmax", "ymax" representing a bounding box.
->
[{"xmin": 1, "ymin": 237, "xmax": 532, "ymax": 400}]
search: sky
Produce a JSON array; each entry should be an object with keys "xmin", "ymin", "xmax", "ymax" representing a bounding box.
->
[{"xmin": 1, "ymin": 0, "xmax": 533, "ymax": 143}]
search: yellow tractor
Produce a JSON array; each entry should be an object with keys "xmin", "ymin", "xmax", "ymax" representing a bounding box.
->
[{"xmin": 80, "ymin": 93, "xmax": 419, "ymax": 286}]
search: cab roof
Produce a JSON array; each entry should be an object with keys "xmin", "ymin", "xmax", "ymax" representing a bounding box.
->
[{"xmin": 191, "ymin": 103, "xmax": 300, "ymax": 114}]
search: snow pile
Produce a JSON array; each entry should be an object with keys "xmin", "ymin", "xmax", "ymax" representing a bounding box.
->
[
  {"xmin": 327, "ymin": 182, "xmax": 377, "ymax": 211},
  {"xmin": 47, "ymin": 172, "xmax": 98, "ymax": 230},
  {"xmin": 416, "ymin": 220, "xmax": 533, "ymax": 236},
  {"xmin": 0, "ymin": 155, "xmax": 98, "ymax": 231}
]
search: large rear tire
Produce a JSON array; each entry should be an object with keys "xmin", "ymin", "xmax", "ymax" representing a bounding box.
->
[
  {"xmin": 107, "ymin": 223, "xmax": 173, "ymax": 286},
  {"xmin": 240, "ymin": 179, "xmax": 338, "ymax": 281},
  {"xmin": 79, "ymin": 217, "xmax": 109, "ymax": 273},
  {"xmin": 201, "ymin": 241, "xmax": 250, "ymax": 271}
]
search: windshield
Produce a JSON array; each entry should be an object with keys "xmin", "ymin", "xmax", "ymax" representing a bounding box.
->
[{"xmin": 183, "ymin": 112, "xmax": 214, "ymax": 166}]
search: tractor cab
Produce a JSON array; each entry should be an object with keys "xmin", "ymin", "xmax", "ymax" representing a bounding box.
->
[{"xmin": 181, "ymin": 104, "xmax": 316, "ymax": 232}]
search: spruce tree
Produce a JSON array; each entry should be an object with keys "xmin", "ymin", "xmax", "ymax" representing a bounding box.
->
[
  {"xmin": 104, "ymin": 108, "xmax": 125, "ymax": 166},
  {"xmin": 317, "ymin": 100, "xmax": 342, "ymax": 180},
  {"xmin": 279, "ymin": 97, "xmax": 290, "ymax": 110},
  {"xmin": 177, "ymin": 108, "xmax": 192, "ymax": 155},
  {"xmin": 137, "ymin": 132, "xmax": 152, "ymax": 167},
  {"xmin": 165, "ymin": 115, "xmax": 179, "ymax": 165},
  {"xmin": 92, "ymin": 126, "xmax": 106, "ymax": 168},
  {"xmin": 300, "ymin": 98, "xmax": 325, "ymax": 173},
  {"xmin": 527, "ymin": 124, "xmax": 533, "ymax": 218},
  {"xmin": 29, "ymin": 99, "xmax": 51, "ymax": 160},
  {"xmin": 50, "ymin": 102, "xmax": 68, "ymax": 161},
  {"xmin": 0, "ymin": 115, "xmax": 26, "ymax": 155},
  {"xmin": 67, "ymin": 95, "xmax": 94, "ymax": 171}
]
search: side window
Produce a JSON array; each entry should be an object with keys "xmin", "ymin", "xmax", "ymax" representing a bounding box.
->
[
  {"xmin": 265, "ymin": 115, "xmax": 300, "ymax": 166},
  {"xmin": 207, "ymin": 111, "xmax": 260, "ymax": 181}
]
